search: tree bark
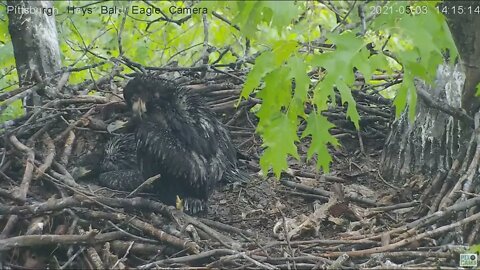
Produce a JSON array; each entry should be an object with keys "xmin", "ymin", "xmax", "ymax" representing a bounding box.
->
[
  {"xmin": 380, "ymin": 2, "xmax": 480, "ymax": 244},
  {"xmin": 380, "ymin": 64, "xmax": 466, "ymax": 182},
  {"xmin": 7, "ymin": 0, "xmax": 61, "ymax": 107},
  {"xmin": 381, "ymin": 3, "xmax": 480, "ymax": 186},
  {"xmin": 444, "ymin": 1, "xmax": 480, "ymax": 115}
]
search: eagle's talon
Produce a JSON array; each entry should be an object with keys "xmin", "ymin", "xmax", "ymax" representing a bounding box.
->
[{"xmin": 183, "ymin": 198, "xmax": 207, "ymax": 215}]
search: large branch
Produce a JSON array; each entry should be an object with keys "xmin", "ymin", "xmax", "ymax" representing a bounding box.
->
[{"xmin": 444, "ymin": 1, "xmax": 480, "ymax": 114}]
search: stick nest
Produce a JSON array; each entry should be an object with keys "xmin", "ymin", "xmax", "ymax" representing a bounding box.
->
[{"xmin": 0, "ymin": 70, "xmax": 472, "ymax": 269}]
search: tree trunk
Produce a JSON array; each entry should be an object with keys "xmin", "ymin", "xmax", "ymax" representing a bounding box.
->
[
  {"xmin": 444, "ymin": 1, "xmax": 480, "ymax": 115},
  {"xmin": 380, "ymin": 4, "xmax": 480, "ymax": 244},
  {"xmin": 7, "ymin": 0, "xmax": 61, "ymax": 108},
  {"xmin": 380, "ymin": 64, "xmax": 466, "ymax": 182}
]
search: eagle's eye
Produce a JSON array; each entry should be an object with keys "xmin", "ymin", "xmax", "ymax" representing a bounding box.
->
[{"xmin": 131, "ymin": 96, "xmax": 147, "ymax": 118}]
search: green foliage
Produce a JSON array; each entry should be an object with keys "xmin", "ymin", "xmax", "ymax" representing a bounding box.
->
[
  {"xmin": 263, "ymin": 2, "xmax": 301, "ymax": 34},
  {"xmin": 0, "ymin": 3, "xmax": 15, "ymax": 76},
  {"xmin": 302, "ymin": 112, "xmax": 339, "ymax": 172},
  {"xmin": 0, "ymin": 100, "xmax": 23, "ymax": 123},
  {"xmin": 0, "ymin": 3, "xmax": 21, "ymax": 120},
  {"xmin": 53, "ymin": 1, "xmax": 251, "ymax": 82},
  {"xmin": 260, "ymin": 112, "xmax": 299, "ymax": 178},
  {"xmin": 371, "ymin": 1, "xmax": 457, "ymax": 119},
  {"xmin": 239, "ymin": 0, "xmax": 457, "ymax": 177},
  {"xmin": 231, "ymin": 1, "xmax": 301, "ymax": 38},
  {"xmin": 287, "ymin": 56, "xmax": 309, "ymax": 120},
  {"xmin": 309, "ymin": 31, "xmax": 366, "ymax": 128},
  {"xmin": 469, "ymin": 244, "xmax": 480, "ymax": 253},
  {"xmin": 256, "ymin": 67, "xmax": 292, "ymax": 131},
  {"xmin": 243, "ymin": 40, "xmax": 298, "ymax": 97}
]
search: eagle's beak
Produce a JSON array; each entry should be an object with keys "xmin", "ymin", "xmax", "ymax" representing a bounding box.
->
[{"xmin": 132, "ymin": 99, "xmax": 147, "ymax": 118}]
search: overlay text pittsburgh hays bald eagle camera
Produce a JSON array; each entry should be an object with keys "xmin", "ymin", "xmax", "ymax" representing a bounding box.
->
[{"xmin": 122, "ymin": 74, "xmax": 245, "ymax": 214}]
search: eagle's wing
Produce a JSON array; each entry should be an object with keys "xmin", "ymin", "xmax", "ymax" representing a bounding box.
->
[
  {"xmin": 136, "ymin": 119, "xmax": 225, "ymax": 195},
  {"xmin": 98, "ymin": 169, "xmax": 144, "ymax": 191},
  {"xmin": 146, "ymin": 95, "xmax": 220, "ymax": 160}
]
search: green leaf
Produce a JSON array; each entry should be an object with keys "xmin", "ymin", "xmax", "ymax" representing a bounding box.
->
[
  {"xmin": 394, "ymin": 77, "xmax": 410, "ymax": 118},
  {"xmin": 240, "ymin": 39, "xmax": 295, "ymax": 104},
  {"xmin": 353, "ymin": 47, "xmax": 373, "ymax": 84},
  {"xmin": 241, "ymin": 51, "xmax": 276, "ymax": 98},
  {"xmin": 272, "ymin": 40, "xmax": 298, "ymax": 65},
  {"xmin": 260, "ymin": 113, "xmax": 299, "ymax": 178},
  {"xmin": 336, "ymin": 79, "xmax": 360, "ymax": 129},
  {"xmin": 369, "ymin": 54, "xmax": 393, "ymax": 74},
  {"xmin": 302, "ymin": 112, "xmax": 339, "ymax": 172},
  {"xmin": 263, "ymin": 1, "xmax": 301, "ymax": 33},
  {"xmin": 408, "ymin": 79, "xmax": 417, "ymax": 121},
  {"xmin": 395, "ymin": 71, "xmax": 417, "ymax": 120},
  {"xmin": 134, "ymin": 39, "xmax": 150, "ymax": 59},
  {"xmin": 309, "ymin": 32, "xmax": 366, "ymax": 120},
  {"xmin": 0, "ymin": 43, "xmax": 13, "ymax": 63},
  {"xmin": 233, "ymin": 1, "xmax": 264, "ymax": 38},
  {"xmin": 370, "ymin": 1, "xmax": 456, "ymax": 89},
  {"xmin": 468, "ymin": 244, "xmax": 480, "ymax": 253},
  {"xmin": 310, "ymin": 52, "xmax": 337, "ymax": 73},
  {"xmin": 287, "ymin": 56, "xmax": 310, "ymax": 119},
  {"xmin": 256, "ymin": 67, "xmax": 292, "ymax": 131},
  {"xmin": 0, "ymin": 100, "xmax": 24, "ymax": 123},
  {"xmin": 288, "ymin": 56, "xmax": 309, "ymax": 99},
  {"xmin": 312, "ymin": 74, "xmax": 335, "ymax": 111},
  {"xmin": 328, "ymin": 31, "xmax": 363, "ymax": 52},
  {"xmin": 310, "ymin": 52, "xmax": 337, "ymax": 110}
]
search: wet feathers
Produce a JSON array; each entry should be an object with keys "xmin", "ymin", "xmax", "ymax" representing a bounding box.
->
[{"xmin": 122, "ymin": 75, "xmax": 238, "ymax": 213}]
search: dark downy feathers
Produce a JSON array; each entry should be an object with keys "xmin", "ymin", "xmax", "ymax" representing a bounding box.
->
[
  {"xmin": 72, "ymin": 134, "xmax": 144, "ymax": 191},
  {"xmin": 98, "ymin": 134, "xmax": 144, "ymax": 191},
  {"xmin": 123, "ymin": 75, "xmax": 239, "ymax": 213}
]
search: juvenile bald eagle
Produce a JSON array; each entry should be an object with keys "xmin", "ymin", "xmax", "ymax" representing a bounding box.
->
[
  {"xmin": 98, "ymin": 134, "xmax": 144, "ymax": 191},
  {"xmin": 72, "ymin": 134, "xmax": 143, "ymax": 191},
  {"xmin": 123, "ymin": 75, "xmax": 240, "ymax": 214}
]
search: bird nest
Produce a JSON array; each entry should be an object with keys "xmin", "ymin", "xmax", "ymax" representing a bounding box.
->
[{"xmin": 0, "ymin": 71, "xmax": 466, "ymax": 269}]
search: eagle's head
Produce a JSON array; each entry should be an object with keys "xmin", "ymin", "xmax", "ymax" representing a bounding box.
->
[
  {"xmin": 123, "ymin": 76, "xmax": 149, "ymax": 119},
  {"xmin": 101, "ymin": 134, "xmax": 137, "ymax": 172},
  {"xmin": 123, "ymin": 75, "xmax": 179, "ymax": 119}
]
